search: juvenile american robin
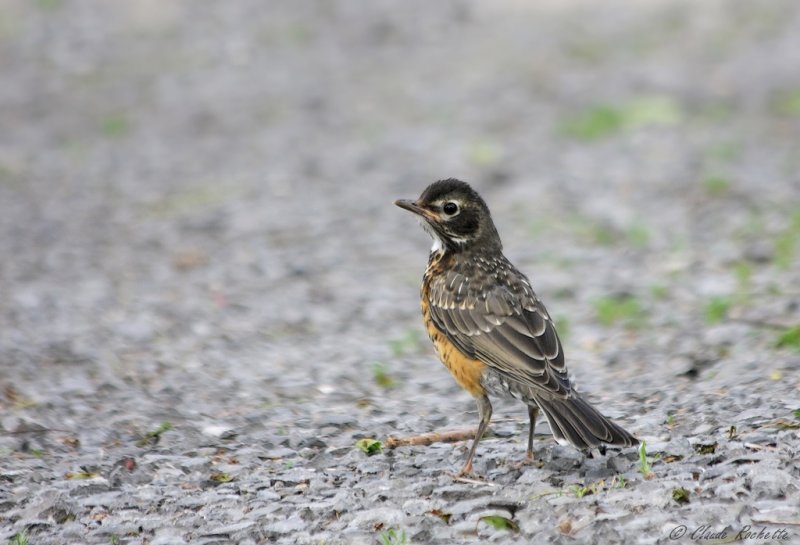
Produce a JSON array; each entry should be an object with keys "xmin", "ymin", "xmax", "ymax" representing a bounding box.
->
[{"xmin": 395, "ymin": 179, "xmax": 637, "ymax": 476}]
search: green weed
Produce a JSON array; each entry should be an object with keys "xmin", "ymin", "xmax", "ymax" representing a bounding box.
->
[
  {"xmin": 378, "ymin": 528, "xmax": 408, "ymax": 545},
  {"xmin": 102, "ymin": 115, "xmax": 130, "ymax": 137},
  {"xmin": 695, "ymin": 443, "xmax": 718, "ymax": 454},
  {"xmin": 774, "ymin": 232, "xmax": 795, "ymax": 270},
  {"xmin": 468, "ymin": 141, "xmax": 502, "ymax": 166},
  {"xmin": 478, "ymin": 515, "xmax": 519, "ymax": 533},
  {"xmin": 772, "ymin": 89, "xmax": 800, "ymax": 116},
  {"xmin": 704, "ymin": 142, "xmax": 740, "ymax": 162},
  {"xmin": 773, "ymin": 209, "xmax": 800, "ymax": 269},
  {"xmin": 136, "ymin": 422, "xmax": 173, "ymax": 447},
  {"xmin": 593, "ymin": 295, "xmax": 645, "ymax": 328},
  {"xmin": 65, "ymin": 470, "xmax": 98, "ymax": 480},
  {"xmin": 649, "ymin": 284, "xmax": 668, "ymax": 300},
  {"xmin": 561, "ymin": 96, "xmax": 682, "ymax": 140},
  {"xmin": 389, "ymin": 329, "xmax": 422, "ymax": 357},
  {"xmin": 704, "ymin": 297, "xmax": 731, "ymax": 324},
  {"xmin": 555, "ymin": 316, "xmax": 570, "ymax": 341},
  {"xmin": 734, "ymin": 262, "xmax": 752, "ymax": 290},
  {"xmin": 9, "ymin": 532, "xmax": 29, "ymax": 545},
  {"xmin": 371, "ymin": 362, "xmax": 396, "ymax": 389},
  {"xmin": 568, "ymin": 484, "xmax": 595, "ymax": 498},
  {"xmin": 355, "ymin": 438, "xmax": 382, "ymax": 456},
  {"xmin": 209, "ymin": 471, "xmax": 233, "ymax": 483},
  {"xmin": 561, "ymin": 105, "xmax": 624, "ymax": 140},
  {"xmin": 638, "ymin": 441, "xmax": 653, "ymax": 478},
  {"xmin": 590, "ymin": 224, "xmax": 617, "ymax": 246},
  {"xmin": 626, "ymin": 224, "xmax": 650, "ymax": 249},
  {"xmin": 775, "ymin": 326, "xmax": 800, "ymax": 352},
  {"xmin": 702, "ymin": 176, "xmax": 730, "ymax": 196},
  {"xmin": 672, "ymin": 487, "xmax": 690, "ymax": 504},
  {"xmin": 36, "ymin": 0, "xmax": 61, "ymax": 9}
]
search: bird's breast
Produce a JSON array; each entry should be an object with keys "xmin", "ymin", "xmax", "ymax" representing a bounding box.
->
[{"xmin": 421, "ymin": 263, "xmax": 486, "ymax": 398}]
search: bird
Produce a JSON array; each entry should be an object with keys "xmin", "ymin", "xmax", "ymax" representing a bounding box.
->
[{"xmin": 394, "ymin": 178, "xmax": 637, "ymax": 476}]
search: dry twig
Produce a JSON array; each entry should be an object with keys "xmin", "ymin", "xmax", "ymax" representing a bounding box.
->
[{"xmin": 385, "ymin": 428, "xmax": 478, "ymax": 449}]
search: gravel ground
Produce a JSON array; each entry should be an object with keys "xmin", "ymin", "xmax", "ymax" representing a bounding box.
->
[{"xmin": 1, "ymin": 1, "xmax": 799, "ymax": 544}]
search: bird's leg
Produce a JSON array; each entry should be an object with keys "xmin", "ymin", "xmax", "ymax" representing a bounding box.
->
[
  {"xmin": 457, "ymin": 395, "xmax": 492, "ymax": 477},
  {"xmin": 509, "ymin": 405, "xmax": 540, "ymax": 470},
  {"xmin": 526, "ymin": 405, "xmax": 539, "ymax": 460}
]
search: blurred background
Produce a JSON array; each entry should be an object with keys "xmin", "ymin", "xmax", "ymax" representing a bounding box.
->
[
  {"xmin": 1, "ymin": 0, "xmax": 798, "ymax": 400},
  {"xmin": 2, "ymin": 0, "xmax": 800, "ymax": 515},
  {"xmin": 2, "ymin": 0, "xmax": 800, "ymax": 542}
]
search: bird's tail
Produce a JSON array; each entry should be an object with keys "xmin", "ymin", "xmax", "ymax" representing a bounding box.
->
[{"xmin": 535, "ymin": 394, "xmax": 637, "ymax": 449}]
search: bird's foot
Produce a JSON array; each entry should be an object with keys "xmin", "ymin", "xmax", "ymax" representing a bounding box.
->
[
  {"xmin": 511, "ymin": 459, "xmax": 533, "ymax": 470},
  {"xmin": 455, "ymin": 461, "xmax": 476, "ymax": 479},
  {"xmin": 450, "ymin": 462, "xmax": 487, "ymax": 483},
  {"xmin": 509, "ymin": 452, "xmax": 538, "ymax": 470}
]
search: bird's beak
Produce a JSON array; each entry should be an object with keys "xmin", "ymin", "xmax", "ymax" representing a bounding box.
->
[{"xmin": 394, "ymin": 199, "xmax": 432, "ymax": 219}]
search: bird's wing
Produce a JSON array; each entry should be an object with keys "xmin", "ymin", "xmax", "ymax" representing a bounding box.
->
[{"xmin": 427, "ymin": 267, "xmax": 571, "ymax": 398}]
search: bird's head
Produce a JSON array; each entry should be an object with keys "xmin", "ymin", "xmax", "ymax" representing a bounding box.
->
[{"xmin": 394, "ymin": 178, "xmax": 502, "ymax": 254}]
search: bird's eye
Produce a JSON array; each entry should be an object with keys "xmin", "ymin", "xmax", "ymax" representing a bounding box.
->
[{"xmin": 443, "ymin": 202, "xmax": 459, "ymax": 215}]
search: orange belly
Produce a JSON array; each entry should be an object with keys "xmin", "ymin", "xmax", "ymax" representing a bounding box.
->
[{"xmin": 421, "ymin": 294, "xmax": 486, "ymax": 398}]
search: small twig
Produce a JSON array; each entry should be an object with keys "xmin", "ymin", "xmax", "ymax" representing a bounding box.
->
[
  {"xmin": 385, "ymin": 428, "xmax": 477, "ymax": 449},
  {"xmin": 453, "ymin": 476, "xmax": 497, "ymax": 487},
  {"xmin": 743, "ymin": 443, "xmax": 777, "ymax": 452},
  {"xmin": 530, "ymin": 489, "xmax": 563, "ymax": 501}
]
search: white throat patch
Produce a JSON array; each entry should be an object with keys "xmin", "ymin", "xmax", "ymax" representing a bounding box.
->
[{"xmin": 420, "ymin": 219, "xmax": 445, "ymax": 254}]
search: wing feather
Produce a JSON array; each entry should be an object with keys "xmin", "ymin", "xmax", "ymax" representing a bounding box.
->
[{"xmin": 428, "ymin": 263, "xmax": 571, "ymax": 398}]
